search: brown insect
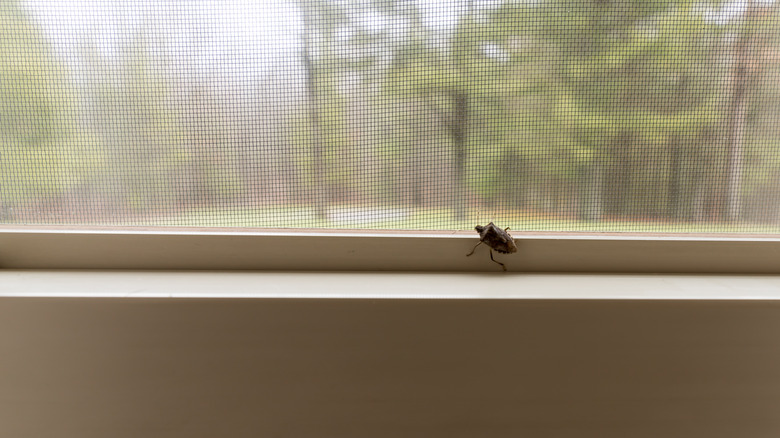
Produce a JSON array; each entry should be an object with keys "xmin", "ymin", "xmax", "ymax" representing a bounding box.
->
[{"xmin": 466, "ymin": 222, "xmax": 517, "ymax": 271}]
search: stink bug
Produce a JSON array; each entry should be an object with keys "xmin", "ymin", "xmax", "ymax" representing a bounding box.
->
[{"xmin": 466, "ymin": 222, "xmax": 517, "ymax": 271}]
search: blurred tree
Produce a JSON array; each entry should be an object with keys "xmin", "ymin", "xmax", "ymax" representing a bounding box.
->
[
  {"xmin": 300, "ymin": 0, "xmax": 330, "ymax": 219},
  {"xmin": 483, "ymin": 0, "xmax": 745, "ymax": 224},
  {"xmin": 737, "ymin": 1, "xmax": 780, "ymax": 223},
  {"xmin": 80, "ymin": 29, "xmax": 190, "ymax": 218},
  {"xmin": 0, "ymin": 0, "xmax": 71, "ymax": 221}
]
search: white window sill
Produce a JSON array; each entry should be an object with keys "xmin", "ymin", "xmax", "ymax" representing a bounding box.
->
[
  {"xmin": 2, "ymin": 270, "xmax": 780, "ymax": 299},
  {"xmin": 2, "ymin": 274, "xmax": 780, "ymax": 438}
]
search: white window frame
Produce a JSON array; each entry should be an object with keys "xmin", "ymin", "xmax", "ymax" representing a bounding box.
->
[{"xmin": 1, "ymin": 226, "xmax": 778, "ymax": 273}]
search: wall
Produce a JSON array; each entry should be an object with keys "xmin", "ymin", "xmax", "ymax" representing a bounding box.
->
[{"xmin": 1, "ymin": 295, "xmax": 779, "ymax": 437}]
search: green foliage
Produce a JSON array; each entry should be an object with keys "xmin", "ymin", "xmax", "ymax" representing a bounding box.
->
[
  {"xmin": 3, "ymin": 0, "xmax": 780, "ymax": 227},
  {"xmin": 0, "ymin": 0, "xmax": 71, "ymax": 206}
]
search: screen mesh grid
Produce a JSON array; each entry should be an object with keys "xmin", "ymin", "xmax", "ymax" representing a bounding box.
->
[{"xmin": 1, "ymin": 0, "xmax": 779, "ymax": 233}]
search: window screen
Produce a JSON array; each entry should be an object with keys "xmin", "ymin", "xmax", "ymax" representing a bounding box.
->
[{"xmin": 2, "ymin": 0, "xmax": 779, "ymax": 232}]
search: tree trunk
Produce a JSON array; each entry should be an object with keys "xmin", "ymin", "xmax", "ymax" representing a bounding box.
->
[
  {"xmin": 580, "ymin": 160, "xmax": 603, "ymax": 222},
  {"xmin": 301, "ymin": 1, "xmax": 328, "ymax": 220},
  {"xmin": 668, "ymin": 136, "xmax": 682, "ymax": 219},
  {"xmin": 449, "ymin": 90, "xmax": 468, "ymax": 222},
  {"xmin": 724, "ymin": 1, "xmax": 755, "ymax": 222},
  {"xmin": 725, "ymin": 63, "xmax": 747, "ymax": 222}
]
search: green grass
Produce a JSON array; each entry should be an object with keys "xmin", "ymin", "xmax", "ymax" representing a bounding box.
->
[{"xmin": 133, "ymin": 205, "xmax": 780, "ymax": 234}]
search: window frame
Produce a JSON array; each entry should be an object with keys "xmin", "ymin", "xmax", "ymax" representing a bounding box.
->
[{"xmin": 1, "ymin": 226, "xmax": 779, "ymax": 273}]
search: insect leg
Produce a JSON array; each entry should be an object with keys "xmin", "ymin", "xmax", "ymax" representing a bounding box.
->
[
  {"xmin": 466, "ymin": 241, "xmax": 483, "ymax": 257},
  {"xmin": 489, "ymin": 249, "xmax": 507, "ymax": 271}
]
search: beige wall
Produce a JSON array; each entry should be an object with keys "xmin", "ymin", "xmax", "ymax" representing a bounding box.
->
[{"xmin": 1, "ymin": 297, "xmax": 779, "ymax": 438}]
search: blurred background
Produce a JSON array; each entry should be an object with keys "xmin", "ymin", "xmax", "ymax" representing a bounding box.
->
[{"xmin": 1, "ymin": 0, "xmax": 779, "ymax": 232}]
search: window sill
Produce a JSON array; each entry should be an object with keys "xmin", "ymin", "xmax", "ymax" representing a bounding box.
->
[
  {"xmin": 2, "ymin": 273, "xmax": 780, "ymax": 438},
  {"xmin": 2, "ymin": 226, "xmax": 780, "ymax": 273},
  {"xmin": 2, "ymin": 270, "xmax": 780, "ymax": 299}
]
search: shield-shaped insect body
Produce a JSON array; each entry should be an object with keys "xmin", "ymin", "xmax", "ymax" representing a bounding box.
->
[
  {"xmin": 466, "ymin": 222, "xmax": 517, "ymax": 271},
  {"xmin": 475, "ymin": 223, "xmax": 517, "ymax": 254}
]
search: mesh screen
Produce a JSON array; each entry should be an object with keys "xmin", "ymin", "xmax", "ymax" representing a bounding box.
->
[{"xmin": 2, "ymin": 0, "xmax": 780, "ymax": 232}]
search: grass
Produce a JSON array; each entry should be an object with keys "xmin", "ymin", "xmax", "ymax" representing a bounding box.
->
[{"xmin": 131, "ymin": 204, "xmax": 780, "ymax": 235}]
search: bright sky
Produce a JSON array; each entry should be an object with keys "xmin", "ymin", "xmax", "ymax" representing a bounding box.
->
[
  {"xmin": 21, "ymin": 0, "xmax": 772, "ymax": 82},
  {"xmin": 23, "ymin": 0, "xmax": 465, "ymax": 81}
]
